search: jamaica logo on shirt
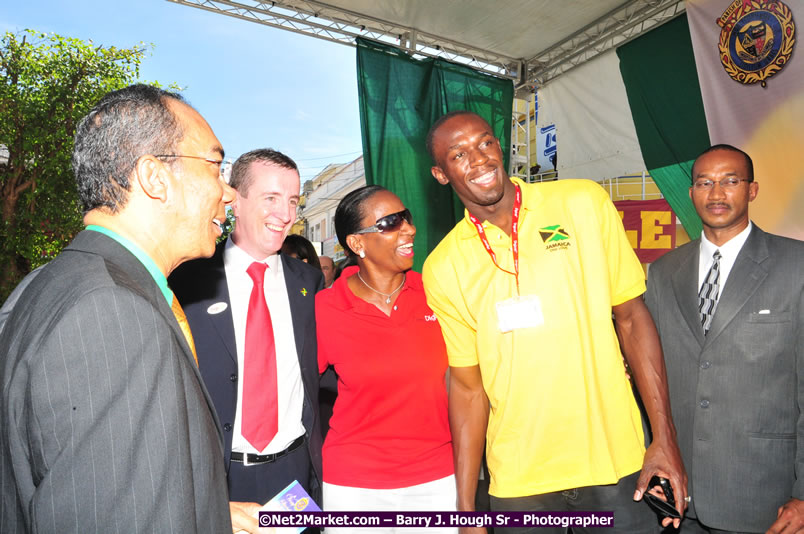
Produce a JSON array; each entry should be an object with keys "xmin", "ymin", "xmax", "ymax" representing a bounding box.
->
[
  {"xmin": 539, "ymin": 225, "xmax": 572, "ymax": 251},
  {"xmin": 539, "ymin": 225, "xmax": 570, "ymax": 242}
]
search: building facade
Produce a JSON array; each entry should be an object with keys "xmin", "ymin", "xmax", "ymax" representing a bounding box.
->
[{"xmin": 297, "ymin": 155, "xmax": 365, "ymax": 262}]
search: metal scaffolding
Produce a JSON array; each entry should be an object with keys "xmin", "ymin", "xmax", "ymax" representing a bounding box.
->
[
  {"xmin": 509, "ymin": 94, "xmax": 532, "ymax": 181},
  {"xmin": 167, "ymin": 0, "xmax": 686, "ymax": 179},
  {"xmin": 526, "ymin": 0, "xmax": 686, "ymax": 86},
  {"xmin": 167, "ymin": 0, "xmax": 685, "ymax": 88},
  {"xmin": 166, "ymin": 0, "xmax": 522, "ymax": 79}
]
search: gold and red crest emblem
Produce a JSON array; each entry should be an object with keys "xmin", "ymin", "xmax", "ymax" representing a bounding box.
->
[{"xmin": 717, "ymin": 0, "xmax": 796, "ymax": 87}]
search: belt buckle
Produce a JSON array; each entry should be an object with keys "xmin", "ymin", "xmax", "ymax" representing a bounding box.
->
[{"xmin": 242, "ymin": 452, "xmax": 252, "ymax": 467}]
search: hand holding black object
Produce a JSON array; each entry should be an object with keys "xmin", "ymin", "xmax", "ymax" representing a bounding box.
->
[{"xmin": 644, "ymin": 476, "xmax": 681, "ymax": 519}]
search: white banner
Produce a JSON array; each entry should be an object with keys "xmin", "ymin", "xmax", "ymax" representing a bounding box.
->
[{"xmin": 536, "ymin": 49, "xmax": 646, "ymax": 180}]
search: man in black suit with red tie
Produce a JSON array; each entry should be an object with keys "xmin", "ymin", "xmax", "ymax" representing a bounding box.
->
[{"xmin": 170, "ymin": 149, "xmax": 324, "ymax": 534}]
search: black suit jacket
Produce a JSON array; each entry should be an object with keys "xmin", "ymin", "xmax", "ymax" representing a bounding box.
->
[
  {"xmin": 169, "ymin": 240, "xmax": 324, "ymax": 501},
  {"xmin": 645, "ymin": 225, "xmax": 804, "ymax": 531},
  {"xmin": 0, "ymin": 231, "xmax": 231, "ymax": 533}
]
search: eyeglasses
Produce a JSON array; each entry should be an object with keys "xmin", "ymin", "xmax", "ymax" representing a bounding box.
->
[
  {"xmin": 154, "ymin": 154, "xmax": 231, "ymax": 182},
  {"xmin": 692, "ymin": 177, "xmax": 751, "ymax": 190},
  {"xmin": 354, "ymin": 209, "xmax": 413, "ymax": 234}
]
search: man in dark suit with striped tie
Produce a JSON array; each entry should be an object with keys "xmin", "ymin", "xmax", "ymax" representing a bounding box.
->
[
  {"xmin": 645, "ymin": 144, "xmax": 804, "ymax": 532},
  {"xmin": 0, "ymin": 84, "xmax": 235, "ymax": 533}
]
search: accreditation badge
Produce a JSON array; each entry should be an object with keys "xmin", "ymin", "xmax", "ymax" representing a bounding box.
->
[{"xmin": 495, "ymin": 295, "xmax": 544, "ymax": 333}]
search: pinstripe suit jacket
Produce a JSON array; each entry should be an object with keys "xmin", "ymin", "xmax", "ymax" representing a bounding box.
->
[
  {"xmin": 0, "ymin": 230, "xmax": 231, "ymax": 533},
  {"xmin": 645, "ymin": 225, "xmax": 804, "ymax": 532}
]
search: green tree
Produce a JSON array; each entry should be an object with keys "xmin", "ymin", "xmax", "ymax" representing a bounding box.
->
[{"xmin": 0, "ymin": 30, "xmax": 149, "ymax": 301}]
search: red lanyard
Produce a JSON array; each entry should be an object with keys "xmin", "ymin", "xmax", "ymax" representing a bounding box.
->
[{"xmin": 468, "ymin": 184, "xmax": 521, "ymax": 295}]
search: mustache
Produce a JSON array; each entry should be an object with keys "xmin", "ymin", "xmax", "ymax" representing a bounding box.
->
[{"xmin": 705, "ymin": 202, "xmax": 730, "ymax": 209}]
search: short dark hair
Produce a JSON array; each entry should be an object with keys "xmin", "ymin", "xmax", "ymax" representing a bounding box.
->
[
  {"xmin": 281, "ymin": 234, "xmax": 321, "ymax": 269},
  {"xmin": 692, "ymin": 144, "xmax": 754, "ymax": 183},
  {"xmin": 335, "ymin": 184, "xmax": 387, "ymax": 256},
  {"xmin": 230, "ymin": 148, "xmax": 298, "ymax": 196},
  {"xmin": 72, "ymin": 84, "xmax": 187, "ymax": 213},
  {"xmin": 425, "ymin": 110, "xmax": 481, "ymax": 163}
]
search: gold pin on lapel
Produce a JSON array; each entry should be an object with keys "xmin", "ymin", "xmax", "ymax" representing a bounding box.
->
[{"xmin": 301, "ymin": 288, "xmax": 308, "ymax": 296}]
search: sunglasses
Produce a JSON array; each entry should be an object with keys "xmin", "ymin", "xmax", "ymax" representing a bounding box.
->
[{"xmin": 354, "ymin": 209, "xmax": 413, "ymax": 234}]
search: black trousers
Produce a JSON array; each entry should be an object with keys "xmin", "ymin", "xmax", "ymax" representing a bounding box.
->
[
  {"xmin": 490, "ymin": 471, "xmax": 660, "ymax": 534},
  {"xmin": 664, "ymin": 515, "xmax": 756, "ymax": 534}
]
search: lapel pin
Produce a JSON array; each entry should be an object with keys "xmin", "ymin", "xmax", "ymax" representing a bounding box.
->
[
  {"xmin": 207, "ymin": 302, "xmax": 228, "ymax": 315},
  {"xmin": 301, "ymin": 288, "xmax": 308, "ymax": 297}
]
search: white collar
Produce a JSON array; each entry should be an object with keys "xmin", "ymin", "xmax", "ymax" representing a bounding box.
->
[
  {"xmin": 699, "ymin": 221, "xmax": 752, "ymax": 260},
  {"xmin": 224, "ymin": 238, "xmax": 281, "ymax": 273}
]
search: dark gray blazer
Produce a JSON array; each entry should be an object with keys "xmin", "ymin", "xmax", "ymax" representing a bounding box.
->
[
  {"xmin": 0, "ymin": 230, "xmax": 231, "ymax": 533},
  {"xmin": 645, "ymin": 225, "xmax": 804, "ymax": 532},
  {"xmin": 0, "ymin": 266, "xmax": 42, "ymax": 334}
]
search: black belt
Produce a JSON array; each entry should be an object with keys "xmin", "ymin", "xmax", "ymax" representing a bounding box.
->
[{"xmin": 231, "ymin": 436, "xmax": 305, "ymax": 466}]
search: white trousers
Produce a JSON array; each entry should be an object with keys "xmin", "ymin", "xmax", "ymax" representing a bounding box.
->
[{"xmin": 323, "ymin": 474, "xmax": 458, "ymax": 534}]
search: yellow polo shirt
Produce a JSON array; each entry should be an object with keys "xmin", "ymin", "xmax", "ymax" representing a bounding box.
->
[{"xmin": 423, "ymin": 178, "xmax": 646, "ymax": 498}]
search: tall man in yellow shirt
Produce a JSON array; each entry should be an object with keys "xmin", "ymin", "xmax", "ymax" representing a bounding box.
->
[{"xmin": 422, "ymin": 111, "xmax": 686, "ymax": 533}]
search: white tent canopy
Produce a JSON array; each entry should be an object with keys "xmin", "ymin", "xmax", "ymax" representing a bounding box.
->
[
  {"xmin": 168, "ymin": 0, "xmax": 688, "ymax": 181},
  {"xmin": 167, "ymin": 0, "xmax": 684, "ymax": 87}
]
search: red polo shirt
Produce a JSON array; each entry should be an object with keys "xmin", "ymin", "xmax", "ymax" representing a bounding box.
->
[{"xmin": 316, "ymin": 267, "xmax": 454, "ymax": 489}]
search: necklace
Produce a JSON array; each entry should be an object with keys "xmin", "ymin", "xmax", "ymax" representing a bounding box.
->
[{"xmin": 357, "ymin": 271, "xmax": 406, "ymax": 304}]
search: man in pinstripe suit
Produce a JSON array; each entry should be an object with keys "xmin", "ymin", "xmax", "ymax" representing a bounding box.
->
[{"xmin": 0, "ymin": 84, "xmax": 235, "ymax": 532}]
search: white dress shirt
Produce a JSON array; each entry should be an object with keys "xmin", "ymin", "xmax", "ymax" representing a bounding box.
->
[
  {"xmin": 698, "ymin": 222, "xmax": 752, "ymax": 298},
  {"xmin": 224, "ymin": 239, "xmax": 305, "ymax": 454}
]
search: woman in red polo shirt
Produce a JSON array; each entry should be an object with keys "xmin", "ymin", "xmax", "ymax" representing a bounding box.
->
[{"xmin": 316, "ymin": 185, "xmax": 456, "ymax": 532}]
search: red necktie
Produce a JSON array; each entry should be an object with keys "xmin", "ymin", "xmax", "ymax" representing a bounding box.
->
[{"xmin": 242, "ymin": 261, "xmax": 278, "ymax": 450}]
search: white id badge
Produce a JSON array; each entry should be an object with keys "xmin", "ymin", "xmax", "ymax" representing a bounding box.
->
[{"xmin": 495, "ymin": 295, "xmax": 544, "ymax": 333}]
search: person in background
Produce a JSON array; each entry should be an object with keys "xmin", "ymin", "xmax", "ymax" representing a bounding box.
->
[
  {"xmin": 316, "ymin": 185, "xmax": 456, "ymax": 533},
  {"xmin": 334, "ymin": 255, "xmax": 357, "ymax": 282},
  {"xmin": 319, "ymin": 255, "xmax": 335, "ymax": 288},
  {"xmin": 0, "ymin": 84, "xmax": 234, "ymax": 532},
  {"xmin": 282, "ymin": 233, "xmax": 321, "ymax": 270}
]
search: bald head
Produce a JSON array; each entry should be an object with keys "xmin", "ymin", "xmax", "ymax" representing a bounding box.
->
[{"xmin": 319, "ymin": 255, "xmax": 335, "ymax": 287}]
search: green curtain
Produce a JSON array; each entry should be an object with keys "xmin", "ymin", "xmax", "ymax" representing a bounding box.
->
[
  {"xmin": 650, "ymin": 162, "xmax": 702, "ymax": 238},
  {"xmin": 617, "ymin": 15, "xmax": 709, "ymax": 239},
  {"xmin": 356, "ymin": 38, "xmax": 514, "ymax": 271}
]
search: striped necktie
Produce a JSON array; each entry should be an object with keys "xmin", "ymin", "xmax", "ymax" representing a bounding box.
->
[
  {"xmin": 698, "ymin": 250, "xmax": 722, "ymax": 335},
  {"xmin": 171, "ymin": 295, "xmax": 198, "ymax": 366}
]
